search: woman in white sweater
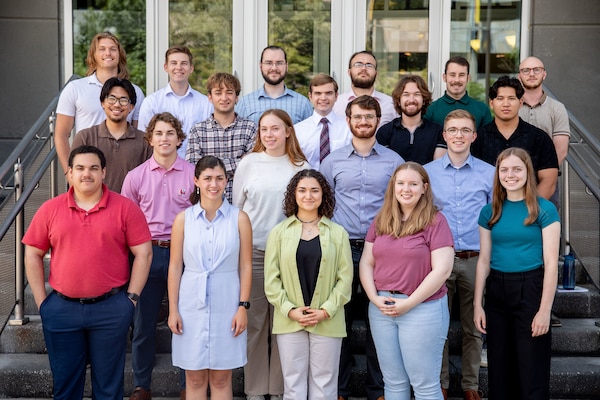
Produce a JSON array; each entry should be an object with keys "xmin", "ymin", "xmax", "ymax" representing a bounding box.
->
[{"xmin": 233, "ymin": 109, "xmax": 310, "ymax": 400}]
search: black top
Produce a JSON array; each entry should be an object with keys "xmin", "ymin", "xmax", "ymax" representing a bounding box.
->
[
  {"xmin": 471, "ymin": 118, "xmax": 559, "ymax": 171},
  {"xmin": 376, "ymin": 117, "xmax": 446, "ymax": 165},
  {"xmin": 296, "ymin": 236, "xmax": 322, "ymax": 307}
]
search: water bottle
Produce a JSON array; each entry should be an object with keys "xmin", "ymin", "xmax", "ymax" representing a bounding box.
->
[{"xmin": 562, "ymin": 253, "xmax": 576, "ymax": 290}]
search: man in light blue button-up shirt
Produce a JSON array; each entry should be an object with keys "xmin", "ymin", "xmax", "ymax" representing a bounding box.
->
[
  {"xmin": 424, "ymin": 109, "xmax": 494, "ymax": 400},
  {"xmin": 321, "ymin": 95, "xmax": 403, "ymax": 400}
]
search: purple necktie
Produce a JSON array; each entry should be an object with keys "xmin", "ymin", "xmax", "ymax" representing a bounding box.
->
[{"xmin": 319, "ymin": 117, "xmax": 330, "ymax": 162}]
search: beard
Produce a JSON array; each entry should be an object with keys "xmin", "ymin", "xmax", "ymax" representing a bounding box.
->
[
  {"xmin": 400, "ymin": 102, "xmax": 422, "ymax": 117},
  {"xmin": 521, "ymin": 79, "xmax": 543, "ymax": 90},
  {"xmin": 262, "ymin": 71, "xmax": 286, "ymax": 86},
  {"xmin": 350, "ymin": 124, "xmax": 376, "ymax": 139},
  {"xmin": 351, "ymin": 74, "xmax": 377, "ymax": 89}
]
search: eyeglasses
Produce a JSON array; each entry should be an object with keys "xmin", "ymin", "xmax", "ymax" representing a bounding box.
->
[
  {"xmin": 350, "ymin": 114, "xmax": 377, "ymax": 122},
  {"xmin": 445, "ymin": 127, "xmax": 474, "ymax": 136},
  {"xmin": 519, "ymin": 67, "xmax": 545, "ymax": 75},
  {"xmin": 262, "ymin": 61, "xmax": 287, "ymax": 68},
  {"xmin": 351, "ymin": 62, "xmax": 376, "ymax": 70},
  {"xmin": 106, "ymin": 95, "xmax": 131, "ymax": 106}
]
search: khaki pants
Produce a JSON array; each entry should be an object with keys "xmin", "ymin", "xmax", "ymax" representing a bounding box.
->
[{"xmin": 244, "ymin": 248, "xmax": 284, "ymax": 396}]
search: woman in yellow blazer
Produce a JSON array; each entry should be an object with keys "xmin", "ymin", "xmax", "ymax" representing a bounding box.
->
[{"xmin": 265, "ymin": 169, "xmax": 353, "ymax": 400}]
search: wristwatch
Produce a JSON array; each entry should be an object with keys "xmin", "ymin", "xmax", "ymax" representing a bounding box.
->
[
  {"xmin": 127, "ymin": 292, "xmax": 140, "ymax": 302},
  {"xmin": 239, "ymin": 301, "xmax": 250, "ymax": 309}
]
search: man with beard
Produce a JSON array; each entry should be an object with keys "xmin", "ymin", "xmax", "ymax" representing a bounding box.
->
[
  {"xmin": 333, "ymin": 51, "xmax": 398, "ymax": 127},
  {"xmin": 424, "ymin": 56, "xmax": 492, "ymax": 131},
  {"xmin": 72, "ymin": 77, "xmax": 152, "ymax": 192},
  {"xmin": 236, "ymin": 45, "xmax": 312, "ymax": 125},
  {"xmin": 321, "ymin": 96, "xmax": 403, "ymax": 400},
  {"xmin": 518, "ymin": 56, "xmax": 570, "ymax": 209},
  {"xmin": 376, "ymin": 75, "xmax": 447, "ymax": 164}
]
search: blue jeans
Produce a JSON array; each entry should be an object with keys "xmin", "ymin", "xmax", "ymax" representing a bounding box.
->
[
  {"xmin": 40, "ymin": 290, "xmax": 134, "ymax": 400},
  {"xmin": 369, "ymin": 292, "xmax": 449, "ymax": 400},
  {"xmin": 132, "ymin": 245, "xmax": 170, "ymax": 389}
]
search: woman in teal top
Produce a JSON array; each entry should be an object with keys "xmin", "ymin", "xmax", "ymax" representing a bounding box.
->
[
  {"xmin": 473, "ymin": 147, "xmax": 560, "ymax": 400},
  {"xmin": 264, "ymin": 169, "xmax": 353, "ymax": 399}
]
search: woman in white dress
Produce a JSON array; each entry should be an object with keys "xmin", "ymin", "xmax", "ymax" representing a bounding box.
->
[
  {"xmin": 233, "ymin": 109, "xmax": 310, "ymax": 400},
  {"xmin": 168, "ymin": 155, "xmax": 252, "ymax": 400}
]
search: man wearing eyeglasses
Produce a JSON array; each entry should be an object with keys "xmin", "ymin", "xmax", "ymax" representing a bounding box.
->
[
  {"xmin": 236, "ymin": 45, "xmax": 312, "ymax": 125},
  {"xmin": 333, "ymin": 51, "xmax": 399, "ymax": 128},
  {"xmin": 518, "ymin": 57, "xmax": 570, "ymax": 209},
  {"xmin": 321, "ymin": 95, "xmax": 403, "ymax": 400},
  {"xmin": 424, "ymin": 110, "xmax": 494, "ymax": 400},
  {"xmin": 72, "ymin": 77, "xmax": 152, "ymax": 192}
]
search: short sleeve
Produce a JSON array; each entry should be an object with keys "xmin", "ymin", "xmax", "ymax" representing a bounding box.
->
[
  {"xmin": 537, "ymin": 197, "xmax": 560, "ymax": 228},
  {"xmin": 365, "ymin": 220, "xmax": 377, "ymax": 243},
  {"xmin": 478, "ymin": 203, "xmax": 492, "ymax": 230},
  {"xmin": 425, "ymin": 213, "xmax": 454, "ymax": 251}
]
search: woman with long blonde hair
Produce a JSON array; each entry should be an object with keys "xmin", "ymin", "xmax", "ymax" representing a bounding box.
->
[
  {"xmin": 232, "ymin": 109, "xmax": 310, "ymax": 400},
  {"xmin": 473, "ymin": 147, "xmax": 560, "ymax": 399},
  {"xmin": 359, "ymin": 162, "xmax": 454, "ymax": 399}
]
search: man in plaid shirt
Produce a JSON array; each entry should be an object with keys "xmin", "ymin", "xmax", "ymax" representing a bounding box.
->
[{"xmin": 186, "ymin": 72, "xmax": 257, "ymax": 202}]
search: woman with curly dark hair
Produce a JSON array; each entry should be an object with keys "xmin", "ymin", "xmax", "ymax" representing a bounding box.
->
[{"xmin": 264, "ymin": 169, "xmax": 353, "ymax": 399}]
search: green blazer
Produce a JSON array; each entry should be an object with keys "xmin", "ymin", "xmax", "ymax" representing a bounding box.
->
[{"xmin": 264, "ymin": 215, "xmax": 353, "ymax": 337}]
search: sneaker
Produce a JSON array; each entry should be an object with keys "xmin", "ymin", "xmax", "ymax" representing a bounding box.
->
[
  {"xmin": 246, "ymin": 396, "xmax": 265, "ymax": 400},
  {"xmin": 270, "ymin": 396, "xmax": 283, "ymax": 400},
  {"xmin": 480, "ymin": 348, "xmax": 488, "ymax": 368},
  {"xmin": 551, "ymin": 313, "xmax": 562, "ymax": 327}
]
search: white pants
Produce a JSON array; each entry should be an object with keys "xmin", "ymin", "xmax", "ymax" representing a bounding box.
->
[{"xmin": 277, "ymin": 331, "xmax": 342, "ymax": 400}]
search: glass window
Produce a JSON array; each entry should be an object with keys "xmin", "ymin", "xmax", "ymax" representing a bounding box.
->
[
  {"xmin": 72, "ymin": 0, "xmax": 146, "ymax": 92},
  {"xmin": 169, "ymin": 0, "xmax": 233, "ymax": 95},
  {"xmin": 268, "ymin": 0, "xmax": 331, "ymax": 96},
  {"xmin": 450, "ymin": 0, "xmax": 522, "ymax": 101},
  {"xmin": 366, "ymin": 0, "xmax": 430, "ymax": 95}
]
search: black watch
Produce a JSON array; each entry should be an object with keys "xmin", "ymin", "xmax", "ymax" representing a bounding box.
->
[
  {"xmin": 239, "ymin": 301, "xmax": 250, "ymax": 309},
  {"xmin": 127, "ymin": 292, "xmax": 140, "ymax": 302}
]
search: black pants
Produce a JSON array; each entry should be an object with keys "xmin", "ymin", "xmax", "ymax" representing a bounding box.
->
[
  {"xmin": 485, "ymin": 267, "xmax": 551, "ymax": 400},
  {"xmin": 338, "ymin": 243, "xmax": 384, "ymax": 400}
]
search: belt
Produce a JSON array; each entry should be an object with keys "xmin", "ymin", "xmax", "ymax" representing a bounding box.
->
[
  {"xmin": 455, "ymin": 250, "xmax": 479, "ymax": 259},
  {"xmin": 349, "ymin": 239, "xmax": 365, "ymax": 248},
  {"xmin": 53, "ymin": 287, "xmax": 122, "ymax": 304},
  {"xmin": 152, "ymin": 239, "xmax": 171, "ymax": 248},
  {"xmin": 388, "ymin": 290, "xmax": 405, "ymax": 295}
]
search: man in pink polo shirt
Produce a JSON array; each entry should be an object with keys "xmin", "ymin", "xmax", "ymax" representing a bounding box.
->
[
  {"xmin": 24, "ymin": 145, "xmax": 152, "ymax": 400},
  {"xmin": 121, "ymin": 112, "xmax": 196, "ymax": 400}
]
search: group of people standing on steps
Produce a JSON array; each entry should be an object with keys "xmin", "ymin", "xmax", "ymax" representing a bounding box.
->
[{"xmin": 23, "ymin": 30, "xmax": 567, "ymax": 400}]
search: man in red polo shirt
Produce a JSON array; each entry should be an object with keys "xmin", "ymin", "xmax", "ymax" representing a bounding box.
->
[{"xmin": 23, "ymin": 145, "xmax": 152, "ymax": 400}]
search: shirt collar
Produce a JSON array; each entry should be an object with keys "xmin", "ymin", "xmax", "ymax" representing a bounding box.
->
[
  {"xmin": 523, "ymin": 91, "xmax": 548, "ymax": 108},
  {"xmin": 165, "ymin": 83, "xmax": 193, "ymax": 98},
  {"xmin": 67, "ymin": 183, "xmax": 110, "ymax": 211},
  {"xmin": 258, "ymin": 85, "xmax": 292, "ymax": 100},
  {"xmin": 441, "ymin": 152, "xmax": 474, "ymax": 170},
  {"xmin": 148, "ymin": 156, "xmax": 186, "ymax": 172}
]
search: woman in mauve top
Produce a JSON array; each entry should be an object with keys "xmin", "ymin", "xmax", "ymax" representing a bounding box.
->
[{"xmin": 359, "ymin": 162, "xmax": 454, "ymax": 400}]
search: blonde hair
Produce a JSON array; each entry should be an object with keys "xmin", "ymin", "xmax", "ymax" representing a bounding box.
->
[
  {"xmin": 86, "ymin": 32, "xmax": 129, "ymax": 79},
  {"xmin": 376, "ymin": 162, "xmax": 438, "ymax": 237}
]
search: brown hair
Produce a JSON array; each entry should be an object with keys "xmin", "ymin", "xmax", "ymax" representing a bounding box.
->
[
  {"xmin": 375, "ymin": 162, "xmax": 438, "ymax": 238},
  {"xmin": 443, "ymin": 109, "xmax": 475, "ymax": 129},
  {"xmin": 345, "ymin": 95, "xmax": 381, "ymax": 118},
  {"xmin": 144, "ymin": 112, "xmax": 186, "ymax": 148},
  {"xmin": 206, "ymin": 72, "xmax": 241, "ymax": 96},
  {"xmin": 86, "ymin": 32, "xmax": 129, "ymax": 79},
  {"xmin": 165, "ymin": 45, "xmax": 193, "ymax": 65},
  {"xmin": 488, "ymin": 147, "xmax": 539, "ymax": 227},
  {"xmin": 444, "ymin": 56, "xmax": 470, "ymax": 74},
  {"xmin": 309, "ymin": 73, "xmax": 338, "ymax": 93},
  {"xmin": 392, "ymin": 75, "xmax": 432, "ymax": 115},
  {"xmin": 189, "ymin": 156, "xmax": 227, "ymax": 205},
  {"xmin": 282, "ymin": 169, "xmax": 335, "ymax": 219},
  {"xmin": 252, "ymin": 109, "xmax": 307, "ymax": 167}
]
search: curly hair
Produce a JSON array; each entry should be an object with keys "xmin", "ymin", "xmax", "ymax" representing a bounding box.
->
[
  {"xmin": 282, "ymin": 169, "xmax": 335, "ymax": 219},
  {"xmin": 144, "ymin": 112, "xmax": 186, "ymax": 148}
]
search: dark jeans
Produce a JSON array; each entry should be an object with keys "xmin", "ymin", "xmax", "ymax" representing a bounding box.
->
[
  {"xmin": 40, "ymin": 290, "xmax": 134, "ymax": 400},
  {"xmin": 132, "ymin": 245, "xmax": 169, "ymax": 389},
  {"xmin": 485, "ymin": 267, "xmax": 551, "ymax": 400},
  {"xmin": 338, "ymin": 243, "xmax": 384, "ymax": 400}
]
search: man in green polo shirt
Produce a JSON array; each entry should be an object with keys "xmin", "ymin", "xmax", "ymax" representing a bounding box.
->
[{"xmin": 425, "ymin": 56, "xmax": 492, "ymax": 131}]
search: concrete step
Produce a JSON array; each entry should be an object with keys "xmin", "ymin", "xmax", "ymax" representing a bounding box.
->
[
  {"xmin": 4, "ymin": 315, "xmax": 599, "ymax": 357},
  {"xmin": 1, "ymin": 353, "xmax": 599, "ymax": 399}
]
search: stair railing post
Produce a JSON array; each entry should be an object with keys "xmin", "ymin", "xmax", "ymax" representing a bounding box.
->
[
  {"xmin": 562, "ymin": 160, "xmax": 570, "ymax": 255},
  {"xmin": 8, "ymin": 159, "xmax": 30, "ymax": 326},
  {"xmin": 49, "ymin": 111, "xmax": 59, "ymax": 198}
]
